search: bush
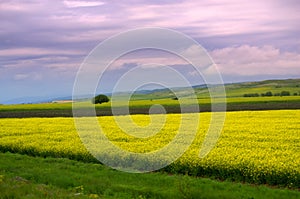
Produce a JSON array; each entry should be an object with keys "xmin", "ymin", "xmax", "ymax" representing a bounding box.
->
[
  {"xmin": 261, "ymin": 91, "xmax": 273, "ymax": 97},
  {"xmin": 91, "ymin": 94, "xmax": 109, "ymax": 104},
  {"xmin": 280, "ymin": 91, "xmax": 290, "ymax": 96},
  {"xmin": 243, "ymin": 93, "xmax": 259, "ymax": 97},
  {"xmin": 265, "ymin": 91, "xmax": 273, "ymax": 96}
]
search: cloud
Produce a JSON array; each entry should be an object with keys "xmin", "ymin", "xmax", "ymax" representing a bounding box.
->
[
  {"xmin": 210, "ymin": 45, "xmax": 300, "ymax": 76},
  {"xmin": 1, "ymin": 0, "xmax": 299, "ymax": 47},
  {"xmin": 1, "ymin": 0, "xmax": 299, "ymax": 55},
  {"xmin": 106, "ymin": 50, "xmax": 188, "ymax": 70},
  {"xmin": 13, "ymin": 73, "xmax": 42, "ymax": 81},
  {"xmin": 13, "ymin": 74, "xmax": 29, "ymax": 80},
  {"xmin": 63, "ymin": 0, "xmax": 105, "ymax": 8},
  {"xmin": 0, "ymin": 48, "xmax": 85, "ymax": 57},
  {"xmin": 123, "ymin": 0, "xmax": 300, "ymax": 37},
  {"xmin": 0, "ymin": 0, "xmax": 300, "ymax": 102},
  {"xmin": 104, "ymin": 44, "xmax": 300, "ymax": 80}
]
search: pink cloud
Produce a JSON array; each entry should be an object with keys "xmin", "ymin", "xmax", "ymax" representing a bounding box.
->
[
  {"xmin": 13, "ymin": 72, "xmax": 42, "ymax": 81},
  {"xmin": 63, "ymin": 1, "xmax": 105, "ymax": 8},
  {"xmin": 0, "ymin": 48, "xmax": 84, "ymax": 57},
  {"xmin": 210, "ymin": 45, "xmax": 300, "ymax": 76}
]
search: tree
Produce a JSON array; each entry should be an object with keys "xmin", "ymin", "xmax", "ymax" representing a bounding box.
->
[
  {"xmin": 265, "ymin": 91, "xmax": 273, "ymax": 96},
  {"xmin": 91, "ymin": 94, "xmax": 109, "ymax": 104}
]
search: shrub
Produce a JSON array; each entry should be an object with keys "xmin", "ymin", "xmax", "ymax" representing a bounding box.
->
[
  {"xmin": 265, "ymin": 91, "xmax": 273, "ymax": 96},
  {"xmin": 280, "ymin": 91, "xmax": 290, "ymax": 96},
  {"xmin": 260, "ymin": 91, "xmax": 273, "ymax": 97},
  {"xmin": 243, "ymin": 93, "xmax": 259, "ymax": 97}
]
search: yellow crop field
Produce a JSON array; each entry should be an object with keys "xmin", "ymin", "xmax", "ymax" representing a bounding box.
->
[{"xmin": 0, "ymin": 110, "xmax": 299, "ymax": 187}]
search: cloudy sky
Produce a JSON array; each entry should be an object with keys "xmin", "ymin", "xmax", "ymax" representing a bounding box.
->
[{"xmin": 1, "ymin": 0, "xmax": 300, "ymax": 103}]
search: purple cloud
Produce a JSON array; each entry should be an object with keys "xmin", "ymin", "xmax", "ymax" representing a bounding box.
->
[{"xmin": 0, "ymin": 0, "xmax": 299, "ymax": 103}]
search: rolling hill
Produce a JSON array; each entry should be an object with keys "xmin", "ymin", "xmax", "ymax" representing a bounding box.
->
[{"xmin": 129, "ymin": 78, "xmax": 300, "ymax": 100}]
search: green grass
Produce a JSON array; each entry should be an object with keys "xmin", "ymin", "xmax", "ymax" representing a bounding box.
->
[
  {"xmin": 0, "ymin": 102, "xmax": 73, "ymax": 111},
  {"xmin": 0, "ymin": 152, "xmax": 299, "ymax": 199},
  {"xmin": 0, "ymin": 174, "xmax": 86, "ymax": 199},
  {"xmin": 0, "ymin": 96, "xmax": 300, "ymax": 118},
  {"xmin": 0, "ymin": 96, "xmax": 299, "ymax": 110}
]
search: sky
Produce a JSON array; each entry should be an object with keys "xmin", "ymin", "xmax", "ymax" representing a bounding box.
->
[{"xmin": 1, "ymin": 0, "xmax": 300, "ymax": 103}]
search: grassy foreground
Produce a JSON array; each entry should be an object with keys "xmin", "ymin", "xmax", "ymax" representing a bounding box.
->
[{"xmin": 0, "ymin": 152, "xmax": 299, "ymax": 199}]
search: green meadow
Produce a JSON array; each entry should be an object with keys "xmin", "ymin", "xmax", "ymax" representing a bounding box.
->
[{"xmin": 1, "ymin": 152, "xmax": 299, "ymax": 199}]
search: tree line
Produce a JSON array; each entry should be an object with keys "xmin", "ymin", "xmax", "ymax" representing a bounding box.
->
[{"xmin": 243, "ymin": 91, "xmax": 299, "ymax": 97}]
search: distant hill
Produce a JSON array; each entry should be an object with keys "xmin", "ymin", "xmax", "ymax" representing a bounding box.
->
[
  {"xmin": 1, "ymin": 95, "xmax": 73, "ymax": 105},
  {"xmin": 2, "ymin": 78, "xmax": 299, "ymax": 104},
  {"xmin": 222, "ymin": 78, "xmax": 300, "ymax": 98},
  {"xmin": 129, "ymin": 78, "xmax": 300, "ymax": 100}
]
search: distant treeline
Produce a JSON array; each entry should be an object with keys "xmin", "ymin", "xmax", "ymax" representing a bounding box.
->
[{"xmin": 244, "ymin": 91, "xmax": 299, "ymax": 97}]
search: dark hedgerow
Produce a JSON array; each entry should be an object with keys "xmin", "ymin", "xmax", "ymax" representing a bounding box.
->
[{"xmin": 243, "ymin": 93, "xmax": 259, "ymax": 97}]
